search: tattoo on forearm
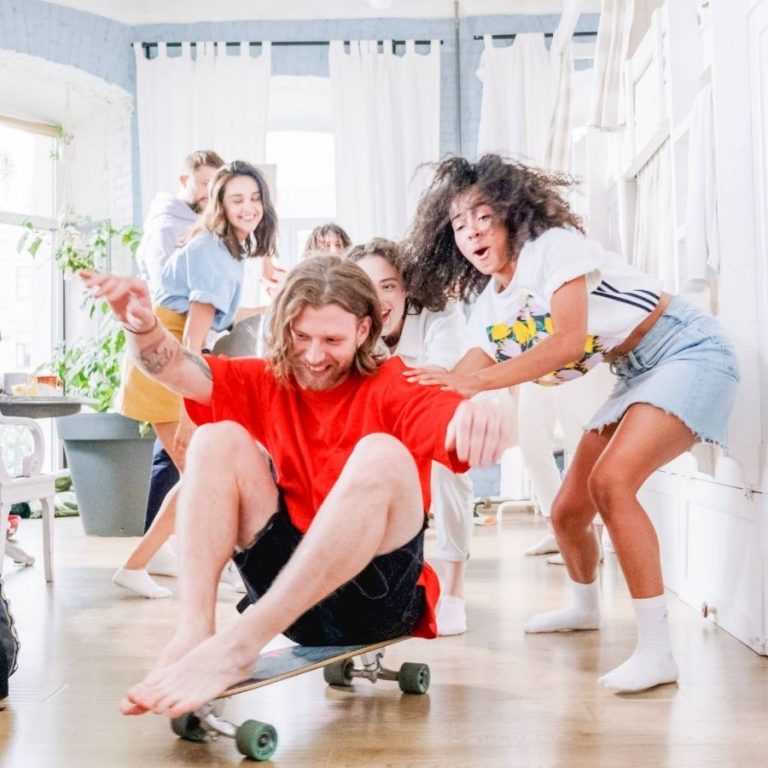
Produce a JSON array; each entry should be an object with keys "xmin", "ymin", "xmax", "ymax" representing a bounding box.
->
[
  {"xmin": 183, "ymin": 351, "xmax": 213, "ymax": 380},
  {"xmin": 139, "ymin": 342, "xmax": 174, "ymax": 375}
]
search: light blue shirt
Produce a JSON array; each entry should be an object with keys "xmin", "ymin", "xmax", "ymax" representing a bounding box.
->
[{"xmin": 156, "ymin": 232, "xmax": 244, "ymax": 332}]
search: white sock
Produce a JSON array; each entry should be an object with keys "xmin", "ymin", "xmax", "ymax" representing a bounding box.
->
[
  {"xmin": 146, "ymin": 541, "xmax": 178, "ymax": 577},
  {"xmin": 113, "ymin": 567, "xmax": 172, "ymax": 599},
  {"xmin": 437, "ymin": 595, "xmax": 467, "ymax": 636},
  {"xmin": 524, "ymin": 578, "xmax": 601, "ymax": 633},
  {"xmin": 599, "ymin": 595, "xmax": 679, "ymax": 692},
  {"xmin": 219, "ymin": 560, "xmax": 247, "ymax": 593},
  {"xmin": 524, "ymin": 534, "xmax": 559, "ymax": 556}
]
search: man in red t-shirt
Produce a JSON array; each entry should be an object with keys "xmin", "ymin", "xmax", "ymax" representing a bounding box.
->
[{"xmin": 81, "ymin": 256, "xmax": 509, "ymax": 718}]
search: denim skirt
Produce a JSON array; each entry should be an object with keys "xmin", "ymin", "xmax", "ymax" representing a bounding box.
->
[{"xmin": 586, "ymin": 297, "xmax": 740, "ymax": 447}]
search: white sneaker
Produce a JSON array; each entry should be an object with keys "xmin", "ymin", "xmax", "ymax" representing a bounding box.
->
[
  {"xmin": 547, "ymin": 551, "xmax": 604, "ymax": 566},
  {"xmin": 220, "ymin": 561, "xmax": 247, "ymax": 593},
  {"xmin": 113, "ymin": 567, "xmax": 172, "ymax": 599},
  {"xmin": 146, "ymin": 541, "xmax": 178, "ymax": 577},
  {"xmin": 524, "ymin": 534, "xmax": 559, "ymax": 556}
]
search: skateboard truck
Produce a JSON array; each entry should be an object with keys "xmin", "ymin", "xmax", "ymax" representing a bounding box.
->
[
  {"xmin": 322, "ymin": 649, "xmax": 430, "ymax": 693},
  {"xmin": 171, "ymin": 700, "xmax": 278, "ymax": 762},
  {"xmin": 170, "ymin": 643, "xmax": 430, "ymax": 761}
]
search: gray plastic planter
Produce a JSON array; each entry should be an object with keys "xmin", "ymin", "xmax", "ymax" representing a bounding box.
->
[{"xmin": 55, "ymin": 412, "xmax": 155, "ymax": 536}]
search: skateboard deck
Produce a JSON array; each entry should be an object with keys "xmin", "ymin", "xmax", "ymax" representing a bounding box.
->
[
  {"xmin": 171, "ymin": 636, "xmax": 430, "ymax": 761},
  {"xmin": 223, "ymin": 636, "xmax": 404, "ymax": 696}
]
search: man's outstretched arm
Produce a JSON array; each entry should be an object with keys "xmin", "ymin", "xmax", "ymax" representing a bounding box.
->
[
  {"xmin": 80, "ymin": 270, "xmax": 214, "ymax": 405},
  {"xmin": 445, "ymin": 399, "xmax": 511, "ymax": 468}
]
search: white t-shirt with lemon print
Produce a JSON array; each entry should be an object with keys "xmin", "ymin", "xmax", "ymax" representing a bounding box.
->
[{"xmin": 466, "ymin": 227, "xmax": 664, "ymax": 385}]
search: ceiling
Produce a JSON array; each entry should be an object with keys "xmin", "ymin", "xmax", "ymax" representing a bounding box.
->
[{"xmin": 43, "ymin": 0, "xmax": 601, "ymax": 24}]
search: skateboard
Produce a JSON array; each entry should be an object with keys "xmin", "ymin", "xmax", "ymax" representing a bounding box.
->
[{"xmin": 170, "ymin": 637, "xmax": 430, "ymax": 761}]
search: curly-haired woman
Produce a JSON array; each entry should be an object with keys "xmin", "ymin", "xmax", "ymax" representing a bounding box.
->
[{"xmin": 404, "ymin": 154, "xmax": 739, "ymax": 692}]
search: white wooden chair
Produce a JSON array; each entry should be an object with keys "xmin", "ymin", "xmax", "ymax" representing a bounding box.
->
[{"xmin": 0, "ymin": 415, "xmax": 56, "ymax": 582}]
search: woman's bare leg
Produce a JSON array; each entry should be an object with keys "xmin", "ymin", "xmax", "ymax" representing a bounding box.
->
[
  {"xmin": 123, "ymin": 483, "xmax": 180, "ymax": 571},
  {"xmin": 113, "ymin": 421, "xmax": 183, "ymax": 598},
  {"xmin": 587, "ymin": 404, "xmax": 695, "ymax": 692},
  {"xmin": 527, "ymin": 403, "xmax": 696, "ymax": 691}
]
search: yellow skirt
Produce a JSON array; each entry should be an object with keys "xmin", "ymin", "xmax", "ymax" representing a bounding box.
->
[{"xmin": 116, "ymin": 306, "xmax": 186, "ymax": 424}]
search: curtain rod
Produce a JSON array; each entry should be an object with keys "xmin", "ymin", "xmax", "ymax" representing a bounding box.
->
[
  {"xmin": 0, "ymin": 113, "xmax": 59, "ymax": 138},
  {"xmin": 133, "ymin": 40, "xmax": 443, "ymax": 57},
  {"xmin": 473, "ymin": 30, "xmax": 597, "ymax": 41}
]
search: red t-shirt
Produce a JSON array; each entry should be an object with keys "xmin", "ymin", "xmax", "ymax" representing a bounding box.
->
[{"xmin": 185, "ymin": 355, "xmax": 468, "ymax": 638}]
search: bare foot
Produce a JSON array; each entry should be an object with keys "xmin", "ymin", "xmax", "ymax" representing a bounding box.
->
[
  {"xmin": 121, "ymin": 631, "xmax": 258, "ymax": 718},
  {"xmin": 121, "ymin": 627, "xmax": 213, "ymax": 715}
]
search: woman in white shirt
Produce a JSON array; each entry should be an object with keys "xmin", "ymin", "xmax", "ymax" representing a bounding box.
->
[
  {"xmin": 404, "ymin": 155, "xmax": 739, "ymax": 692},
  {"xmin": 348, "ymin": 238, "xmax": 473, "ymax": 636}
]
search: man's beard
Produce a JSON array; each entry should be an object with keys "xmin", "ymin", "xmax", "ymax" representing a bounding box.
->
[
  {"xmin": 189, "ymin": 198, "xmax": 205, "ymax": 214},
  {"xmin": 292, "ymin": 360, "xmax": 350, "ymax": 391}
]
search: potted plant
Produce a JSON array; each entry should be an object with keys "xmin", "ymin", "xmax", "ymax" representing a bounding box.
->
[{"xmin": 20, "ymin": 218, "xmax": 156, "ymax": 536}]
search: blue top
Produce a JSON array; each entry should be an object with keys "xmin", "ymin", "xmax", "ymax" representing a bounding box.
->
[{"xmin": 156, "ymin": 232, "xmax": 244, "ymax": 332}]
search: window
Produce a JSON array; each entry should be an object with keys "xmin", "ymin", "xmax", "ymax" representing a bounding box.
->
[
  {"xmin": 0, "ymin": 121, "xmax": 56, "ymax": 218},
  {"xmin": 15, "ymin": 265, "xmax": 32, "ymax": 299},
  {"xmin": 266, "ymin": 76, "xmax": 337, "ymax": 269},
  {"xmin": 14, "ymin": 331, "xmax": 31, "ymax": 369},
  {"xmin": 0, "ymin": 117, "xmax": 58, "ymax": 379},
  {"xmin": 0, "ymin": 117, "xmax": 60, "ymax": 471}
]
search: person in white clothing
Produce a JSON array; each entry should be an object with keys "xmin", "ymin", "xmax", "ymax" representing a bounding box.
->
[
  {"xmin": 348, "ymin": 238, "xmax": 474, "ymax": 636},
  {"xmin": 404, "ymin": 155, "xmax": 739, "ymax": 693},
  {"xmin": 519, "ymin": 367, "xmax": 615, "ymax": 564}
]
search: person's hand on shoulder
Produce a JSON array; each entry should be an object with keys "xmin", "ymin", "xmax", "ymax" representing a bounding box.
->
[{"xmin": 404, "ymin": 366, "xmax": 483, "ymax": 398}]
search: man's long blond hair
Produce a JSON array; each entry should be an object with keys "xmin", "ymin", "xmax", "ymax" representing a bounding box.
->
[{"xmin": 267, "ymin": 255, "xmax": 384, "ymax": 383}]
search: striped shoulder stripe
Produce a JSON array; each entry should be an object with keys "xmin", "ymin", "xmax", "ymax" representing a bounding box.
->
[{"xmin": 592, "ymin": 280, "xmax": 658, "ymax": 311}]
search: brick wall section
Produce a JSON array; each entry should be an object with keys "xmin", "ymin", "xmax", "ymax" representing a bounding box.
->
[{"xmin": 0, "ymin": 0, "xmax": 135, "ymax": 90}]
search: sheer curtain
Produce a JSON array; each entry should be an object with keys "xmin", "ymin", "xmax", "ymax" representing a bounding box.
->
[
  {"xmin": 329, "ymin": 40, "xmax": 440, "ymax": 242},
  {"xmin": 632, "ymin": 141, "xmax": 674, "ymax": 290},
  {"xmin": 134, "ymin": 41, "xmax": 272, "ymax": 217},
  {"xmin": 588, "ymin": 0, "xmax": 635, "ymax": 129},
  {"xmin": 476, "ymin": 33, "xmax": 556, "ymax": 164}
]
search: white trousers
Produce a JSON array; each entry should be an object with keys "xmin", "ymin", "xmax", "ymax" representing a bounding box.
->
[
  {"xmin": 430, "ymin": 462, "xmax": 474, "ymax": 561},
  {"xmin": 517, "ymin": 366, "xmax": 615, "ymax": 517}
]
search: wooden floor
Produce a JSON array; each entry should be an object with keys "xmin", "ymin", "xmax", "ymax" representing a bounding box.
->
[{"xmin": 1, "ymin": 510, "xmax": 767, "ymax": 767}]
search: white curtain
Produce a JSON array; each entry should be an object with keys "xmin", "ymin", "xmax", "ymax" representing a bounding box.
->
[
  {"xmin": 329, "ymin": 40, "xmax": 440, "ymax": 242},
  {"xmin": 632, "ymin": 140, "xmax": 675, "ymax": 290},
  {"xmin": 476, "ymin": 33, "xmax": 556, "ymax": 164},
  {"xmin": 683, "ymin": 83, "xmax": 719, "ymax": 290},
  {"xmin": 588, "ymin": 0, "xmax": 635, "ymax": 129},
  {"xmin": 546, "ymin": 42, "xmax": 575, "ymax": 172},
  {"xmin": 134, "ymin": 41, "xmax": 272, "ymax": 218}
]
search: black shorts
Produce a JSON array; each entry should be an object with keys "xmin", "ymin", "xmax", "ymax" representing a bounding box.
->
[{"xmin": 233, "ymin": 505, "xmax": 427, "ymax": 646}]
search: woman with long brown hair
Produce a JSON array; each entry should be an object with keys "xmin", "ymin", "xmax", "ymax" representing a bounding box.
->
[{"xmin": 114, "ymin": 160, "xmax": 277, "ymax": 598}]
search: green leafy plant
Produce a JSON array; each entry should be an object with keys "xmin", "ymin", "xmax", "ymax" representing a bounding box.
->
[
  {"xmin": 18, "ymin": 217, "xmax": 142, "ymax": 412},
  {"xmin": 50, "ymin": 321, "xmax": 126, "ymax": 413}
]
